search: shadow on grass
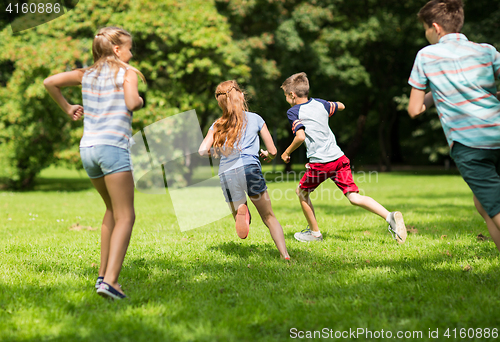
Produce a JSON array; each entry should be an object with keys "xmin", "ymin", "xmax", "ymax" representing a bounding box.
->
[
  {"xmin": 1, "ymin": 243, "xmax": 499, "ymax": 342},
  {"xmin": 312, "ymin": 202, "xmax": 473, "ymax": 217},
  {"xmin": 208, "ymin": 241, "xmax": 304, "ymax": 260},
  {"xmin": 32, "ymin": 177, "xmax": 94, "ymax": 192},
  {"xmin": 209, "ymin": 241, "xmax": 278, "ymax": 259},
  {"xmin": 282, "ymin": 199, "xmax": 485, "ymax": 242},
  {"xmin": 390, "ymin": 170, "xmax": 462, "ymax": 176}
]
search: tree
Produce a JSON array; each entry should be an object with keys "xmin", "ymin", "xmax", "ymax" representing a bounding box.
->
[
  {"xmin": 0, "ymin": 0, "xmax": 249, "ymax": 189},
  {"xmin": 2, "ymin": 0, "xmax": 499, "ymax": 189},
  {"xmin": 215, "ymin": 0, "xmax": 426, "ymax": 170},
  {"xmin": 215, "ymin": 0, "xmax": 500, "ymax": 170}
]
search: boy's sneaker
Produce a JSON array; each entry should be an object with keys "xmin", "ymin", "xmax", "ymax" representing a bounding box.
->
[
  {"xmin": 96, "ymin": 282, "xmax": 126, "ymax": 300},
  {"xmin": 235, "ymin": 204, "xmax": 250, "ymax": 239},
  {"xmin": 294, "ymin": 227, "xmax": 323, "ymax": 242},
  {"xmin": 388, "ymin": 211, "xmax": 407, "ymax": 244},
  {"xmin": 95, "ymin": 276, "xmax": 104, "ymax": 289}
]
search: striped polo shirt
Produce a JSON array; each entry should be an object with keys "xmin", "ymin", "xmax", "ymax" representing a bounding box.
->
[
  {"xmin": 80, "ymin": 64, "xmax": 132, "ymax": 149},
  {"xmin": 409, "ymin": 33, "xmax": 500, "ymax": 149}
]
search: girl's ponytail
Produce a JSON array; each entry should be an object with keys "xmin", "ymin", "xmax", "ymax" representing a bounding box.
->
[{"xmin": 212, "ymin": 81, "xmax": 248, "ymax": 157}]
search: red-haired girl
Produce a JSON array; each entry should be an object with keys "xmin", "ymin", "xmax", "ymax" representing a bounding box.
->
[{"xmin": 199, "ymin": 80, "xmax": 290, "ymax": 259}]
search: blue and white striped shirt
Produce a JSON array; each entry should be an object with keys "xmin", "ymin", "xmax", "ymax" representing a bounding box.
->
[{"xmin": 80, "ymin": 64, "xmax": 132, "ymax": 149}]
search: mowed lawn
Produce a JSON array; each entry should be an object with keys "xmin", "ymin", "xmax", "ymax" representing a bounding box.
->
[{"xmin": 1, "ymin": 167, "xmax": 499, "ymax": 342}]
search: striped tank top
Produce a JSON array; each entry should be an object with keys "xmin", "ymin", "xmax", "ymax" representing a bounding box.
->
[{"xmin": 80, "ymin": 64, "xmax": 132, "ymax": 149}]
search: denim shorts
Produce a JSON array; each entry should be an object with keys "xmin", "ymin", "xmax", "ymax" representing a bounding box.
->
[
  {"xmin": 80, "ymin": 145, "xmax": 132, "ymax": 179},
  {"xmin": 219, "ymin": 164, "xmax": 267, "ymax": 203},
  {"xmin": 450, "ymin": 141, "xmax": 500, "ymax": 218}
]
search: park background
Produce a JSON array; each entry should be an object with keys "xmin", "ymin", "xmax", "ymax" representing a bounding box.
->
[
  {"xmin": 1, "ymin": 0, "xmax": 500, "ymax": 188},
  {"xmin": 1, "ymin": 1, "xmax": 500, "ymax": 341}
]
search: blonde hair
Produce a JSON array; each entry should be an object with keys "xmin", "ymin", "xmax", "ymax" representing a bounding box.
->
[
  {"xmin": 85, "ymin": 26, "xmax": 146, "ymax": 87},
  {"xmin": 281, "ymin": 72, "xmax": 309, "ymax": 98},
  {"xmin": 212, "ymin": 80, "xmax": 248, "ymax": 157}
]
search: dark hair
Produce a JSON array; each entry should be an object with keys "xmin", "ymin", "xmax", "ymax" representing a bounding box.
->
[
  {"xmin": 418, "ymin": 0, "xmax": 464, "ymax": 33},
  {"xmin": 281, "ymin": 72, "xmax": 309, "ymax": 98}
]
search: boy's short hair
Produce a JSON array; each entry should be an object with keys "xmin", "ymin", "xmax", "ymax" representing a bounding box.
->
[
  {"xmin": 418, "ymin": 0, "xmax": 464, "ymax": 33},
  {"xmin": 281, "ymin": 72, "xmax": 309, "ymax": 98}
]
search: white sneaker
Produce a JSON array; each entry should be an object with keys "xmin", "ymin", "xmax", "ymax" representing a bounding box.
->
[
  {"xmin": 294, "ymin": 227, "xmax": 323, "ymax": 242},
  {"xmin": 388, "ymin": 211, "xmax": 407, "ymax": 244}
]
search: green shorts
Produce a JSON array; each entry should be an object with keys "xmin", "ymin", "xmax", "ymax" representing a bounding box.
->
[{"xmin": 450, "ymin": 142, "xmax": 500, "ymax": 218}]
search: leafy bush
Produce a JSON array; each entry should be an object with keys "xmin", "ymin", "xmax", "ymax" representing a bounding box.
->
[{"xmin": 0, "ymin": 0, "xmax": 249, "ymax": 189}]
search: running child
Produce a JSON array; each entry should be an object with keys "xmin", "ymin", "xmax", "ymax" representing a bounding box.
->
[
  {"xmin": 44, "ymin": 26, "xmax": 145, "ymax": 299},
  {"xmin": 408, "ymin": 0, "xmax": 500, "ymax": 252},
  {"xmin": 199, "ymin": 80, "xmax": 290, "ymax": 259},
  {"xmin": 281, "ymin": 72, "xmax": 407, "ymax": 243}
]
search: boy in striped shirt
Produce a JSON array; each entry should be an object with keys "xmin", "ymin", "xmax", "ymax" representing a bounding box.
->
[{"xmin": 408, "ymin": 0, "xmax": 500, "ymax": 252}]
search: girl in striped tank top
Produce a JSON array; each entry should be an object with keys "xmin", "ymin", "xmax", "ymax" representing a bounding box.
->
[{"xmin": 44, "ymin": 27, "xmax": 145, "ymax": 300}]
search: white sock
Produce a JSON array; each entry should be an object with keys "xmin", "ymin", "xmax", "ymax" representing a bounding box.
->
[
  {"xmin": 311, "ymin": 230, "xmax": 322, "ymax": 237},
  {"xmin": 386, "ymin": 213, "xmax": 392, "ymax": 224}
]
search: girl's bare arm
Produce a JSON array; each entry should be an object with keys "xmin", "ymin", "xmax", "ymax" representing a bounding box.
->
[
  {"xmin": 43, "ymin": 69, "xmax": 84, "ymax": 120},
  {"xmin": 199, "ymin": 128, "xmax": 214, "ymax": 157},
  {"xmin": 123, "ymin": 69, "xmax": 144, "ymax": 111},
  {"xmin": 259, "ymin": 124, "xmax": 277, "ymax": 162}
]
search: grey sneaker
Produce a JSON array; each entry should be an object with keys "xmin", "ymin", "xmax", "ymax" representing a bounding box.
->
[
  {"xmin": 294, "ymin": 227, "xmax": 323, "ymax": 242},
  {"xmin": 388, "ymin": 211, "xmax": 407, "ymax": 244}
]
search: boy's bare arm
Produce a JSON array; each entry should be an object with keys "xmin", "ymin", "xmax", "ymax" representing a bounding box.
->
[
  {"xmin": 424, "ymin": 92, "xmax": 434, "ymax": 110},
  {"xmin": 335, "ymin": 101, "xmax": 346, "ymax": 111},
  {"xmin": 408, "ymin": 88, "xmax": 434, "ymax": 118},
  {"xmin": 281, "ymin": 129, "xmax": 305, "ymax": 163}
]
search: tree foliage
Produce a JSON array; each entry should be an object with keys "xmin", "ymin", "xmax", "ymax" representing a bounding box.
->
[
  {"xmin": 0, "ymin": 0, "xmax": 249, "ymax": 188},
  {"xmin": 1, "ymin": 0, "xmax": 499, "ymax": 188},
  {"xmin": 216, "ymin": 0, "xmax": 500, "ymax": 169}
]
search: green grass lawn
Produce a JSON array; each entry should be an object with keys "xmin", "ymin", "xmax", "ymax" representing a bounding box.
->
[{"xmin": 1, "ymin": 166, "xmax": 499, "ymax": 341}]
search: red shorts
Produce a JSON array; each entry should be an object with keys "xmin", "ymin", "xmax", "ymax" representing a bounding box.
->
[{"xmin": 299, "ymin": 155, "xmax": 359, "ymax": 194}]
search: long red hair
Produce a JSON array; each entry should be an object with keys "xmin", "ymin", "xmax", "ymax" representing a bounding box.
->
[{"xmin": 212, "ymin": 80, "xmax": 248, "ymax": 157}]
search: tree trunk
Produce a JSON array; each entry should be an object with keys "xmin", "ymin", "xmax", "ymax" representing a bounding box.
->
[
  {"xmin": 390, "ymin": 109, "xmax": 403, "ymax": 163},
  {"xmin": 345, "ymin": 114, "xmax": 367, "ymax": 159},
  {"xmin": 377, "ymin": 104, "xmax": 392, "ymax": 172}
]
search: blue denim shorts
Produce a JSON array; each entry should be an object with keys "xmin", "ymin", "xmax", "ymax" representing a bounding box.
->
[
  {"xmin": 219, "ymin": 164, "xmax": 267, "ymax": 203},
  {"xmin": 80, "ymin": 145, "xmax": 132, "ymax": 179}
]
